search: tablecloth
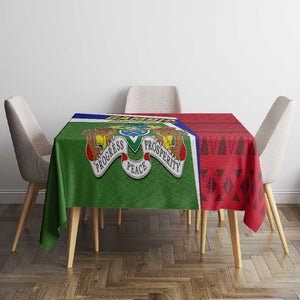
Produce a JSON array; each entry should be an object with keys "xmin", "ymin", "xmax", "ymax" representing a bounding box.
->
[
  {"xmin": 40, "ymin": 112, "xmax": 266, "ymax": 251},
  {"xmin": 40, "ymin": 113, "xmax": 200, "ymax": 250}
]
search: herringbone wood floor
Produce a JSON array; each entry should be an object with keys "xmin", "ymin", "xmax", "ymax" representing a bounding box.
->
[{"xmin": 1, "ymin": 204, "xmax": 300, "ymax": 299}]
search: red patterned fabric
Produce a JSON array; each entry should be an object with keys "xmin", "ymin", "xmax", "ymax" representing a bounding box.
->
[{"xmin": 145, "ymin": 113, "xmax": 266, "ymax": 232}]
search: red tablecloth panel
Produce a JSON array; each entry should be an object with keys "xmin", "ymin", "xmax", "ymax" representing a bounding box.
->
[{"xmin": 148, "ymin": 113, "xmax": 266, "ymax": 232}]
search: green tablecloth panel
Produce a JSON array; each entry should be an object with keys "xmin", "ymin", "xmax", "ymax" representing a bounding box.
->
[{"xmin": 40, "ymin": 114, "xmax": 200, "ymax": 250}]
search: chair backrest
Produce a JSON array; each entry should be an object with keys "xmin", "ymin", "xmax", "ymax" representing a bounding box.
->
[
  {"xmin": 255, "ymin": 96, "xmax": 295, "ymax": 184},
  {"xmin": 4, "ymin": 96, "xmax": 52, "ymax": 182},
  {"xmin": 125, "ymin": 86, "xmax": 182, "ymax": 113}
]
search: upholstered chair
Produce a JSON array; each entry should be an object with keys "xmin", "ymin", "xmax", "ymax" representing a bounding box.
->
[
  {"xmin": 123, "ymin": 86, "xmax": 224, "ymax": 229},
  {"xmin": 5, "ymin": 96, "xmax": 52, "ymax": 252},
  {"xmin": 118, "ymin": 86, "xmax": 195, "ymax": 227},
  {"xmin": 196, "ymin": 96, "xmax": 295, "ymax": 254},
  {"xmin": 256, "ymin": 96, "xmax": 295, "ymax": 254},
  {"xmin": 125, "ymin": 86, "xmax": 182, "ymax": 113}
]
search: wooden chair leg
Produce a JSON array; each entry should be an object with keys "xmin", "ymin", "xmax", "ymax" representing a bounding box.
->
[
  {"xmin": 99, "ymin": 208, "xmax": 104, "ymax": 230},
  {"xmin": 200, "ymin": 210, "xmax": 208, "ymax": 253},
  {"xmin": 11, "ymin": 182, "xmax": 36, "ymax": 252},
  {"xmin": 264, "ymin": 184, "xmax": 289, "ymax": 254},
  {"xmin": 92, "ymin": 208, "xmax": 99, "ymax": 252},
  {"xmin": 66, "ymin": 207, "xmax": 81, "ymax": 268},
  {"xmin": 24, "ymin": 186, "xmax": 39, "ymax": 230},
  {"xmin": 265, "ymin": 192, "xmax": 275, "ymax": 231},
  {"xmin": 187, "ymin": 210, "xmax": 191, "ymax": 226},
  {"xmin": 195, "ymin": 210, "xmax": 200, "ymax": 232},
  {"xmin": 218, "ymin": 209, "xmax": 225, "ymax": 222},
  {"xmin": 82, "ymin": 207, "xmax": 88, "ymax": 221},
  {"xmin": 228, "ymin": 210, "xmax": 242, "ymax": 268},
  {"xmin": 117, "ymin": 208, "xmax": 122, "ymax": 226}
]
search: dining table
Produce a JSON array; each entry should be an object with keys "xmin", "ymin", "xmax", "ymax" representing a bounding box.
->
[{"xmin": 40, "ymin": 113, "xmax": 266, "ymax": 269}]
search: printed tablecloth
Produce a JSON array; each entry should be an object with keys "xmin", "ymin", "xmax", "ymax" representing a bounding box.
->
[
  {"xmin": 150, "ymin": 113, "xmax": 266, "ymax": 232},
  {"xmin": 40, "ymin": 114, "xmax": 200, "ymax": 250},
  {"xmin": 40, "ymin": 113, "xmax": 266, "ymax": 251}
]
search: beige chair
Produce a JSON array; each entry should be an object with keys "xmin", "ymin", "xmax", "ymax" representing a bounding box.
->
[
  {"xmin": 5, "ymin": 96, "xmax": 102, "ymax": 256},
  {"xmin": 125, "ymin": 86, "xmax": 182, "ymax": 113},
  {"xmin": 122, "ymin": 86, "xmax": 224, "ymax": 229},
  {"xmin": 197, "ymin": 96, "xmax": 295, "ymax": 255},
  {"xmin": 256, "ymin": 96, "xmax": 295, "ymax": 254},
  {"xmin": 5, "ymin": 96, "xmax": 52, "ymax": 252},
  {"xmin": 118, "ymin": 86, "xmax": 195, "ymax": 226}
]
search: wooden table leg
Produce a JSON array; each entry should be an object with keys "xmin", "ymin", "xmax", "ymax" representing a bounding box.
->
[
  {"xmin": 228, "ymin": 210, "xmax": 242, "ymax": 268},
  {"xmin": 265, "ymin": 192, "xmax": 275, "ymax": 231},
  {"xmin": 99, "ymin": 208, "xmax": 104, "ymax": 230},
  {"xmin": 92, "ymin": 208, "xmax": 99, "ymax": 252},
  {"xmin": 187, "ymin": 210, "xmax": 191, "ymax": 226},
  {"xmin": 200, "ymin": 210, "xmax": 208, "ymax": 253},
  {"xmin": 218, "ymin": 209, "xmax": 225, "ymax": 222},
  {"xmin": 117, "ymin": 208, "xmax": 122, "ymax": 226},
  {"xmin": 66, "ymin": 207, "xmax": 81, "ymax": 268},
  {"xmin": 195, "ymin": 210, "xmax": 200, "ymax": 232}
]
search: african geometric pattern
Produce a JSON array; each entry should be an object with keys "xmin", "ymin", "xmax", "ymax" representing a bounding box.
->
[{"xmin": 145, "ymin": 113, "xmax": 266, "ymax": 232}]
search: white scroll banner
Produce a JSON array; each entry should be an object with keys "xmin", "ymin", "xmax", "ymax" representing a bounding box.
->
[
  {"xmin": 89, "ymin": 136, "xmax": 127, "ymax": 178},
  {"xmin": 141, "ymin": 137, "xmax": 185, "ymax": 178},
  {"xmin": 89, "ymin": 136, "xmax": 185, "ymax": 179},
  {"xmin": 121, "ymin": 154, "xmax": 152, "ymax": 179}
]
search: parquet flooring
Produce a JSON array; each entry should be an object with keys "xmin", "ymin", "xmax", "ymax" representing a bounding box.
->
[{"xmin": 1, "ymin": 204, "xmax": 300, "ymax": 299}]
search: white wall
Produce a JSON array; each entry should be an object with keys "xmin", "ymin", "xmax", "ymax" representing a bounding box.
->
[{"xmin": 0, "ymin": 0, "xmax": 299, "ymax": 203}]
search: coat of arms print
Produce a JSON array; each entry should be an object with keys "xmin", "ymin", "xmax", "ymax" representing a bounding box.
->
[
  {"xmin": 64, "ymin": 113, "xmax": 201, "ymax": 211},
  {"xmin": 82, "ymin": 123, "xmax": 188, "ymax": 179}
]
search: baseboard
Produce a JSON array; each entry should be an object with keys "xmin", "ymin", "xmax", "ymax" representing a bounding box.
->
[
  {"xmin": 0, "ymin": 189, "xmax": 299, "ymax": 204},
  {"xmin": 270, "ymin": 190, "xmax": 300, "ymax": 204},
  {"xmin": 0, "ymin": 189, "xmax": 46, "ymax": 204}
]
